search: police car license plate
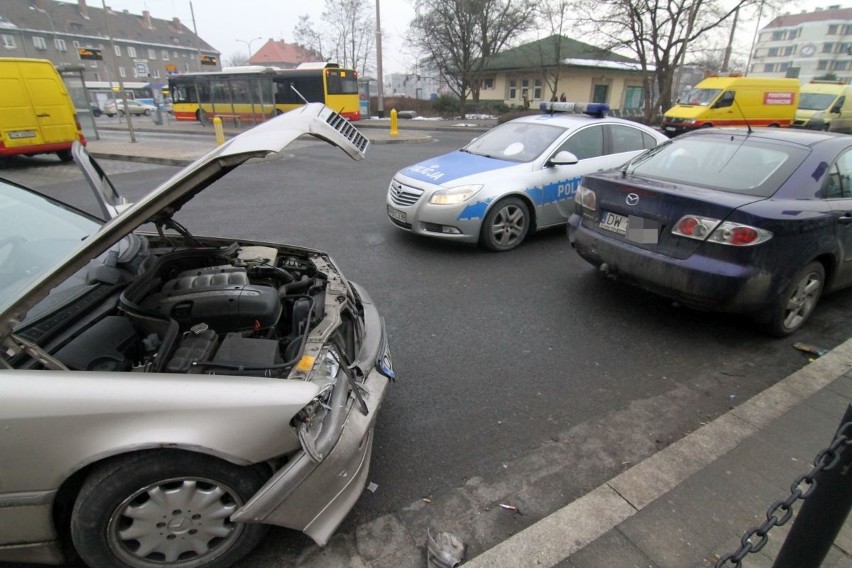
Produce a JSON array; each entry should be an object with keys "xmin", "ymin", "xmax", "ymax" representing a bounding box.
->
[
  {"xmin": 600, "ymin": 211, "xmax": 627, "ymax": 235},
  {"xmin": 387, "ymin": 205, "xmax": 407, "ymax": 223}
]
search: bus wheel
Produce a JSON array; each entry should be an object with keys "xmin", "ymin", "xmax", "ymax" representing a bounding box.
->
[
  {"xmin": 275, "ymin": 109, "xmax": 284, "ymax": 116},
  {"xmin": 57, "ymin": 150, "xmax": 73, "ymax": 162},
  {"xmin": 196, "ymin": 109, "xmax": 208, "ymax": 123}
]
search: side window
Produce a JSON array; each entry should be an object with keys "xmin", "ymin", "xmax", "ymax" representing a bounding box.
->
[
  {"xmin": 607, "ymin": 124, "xmax": 650, "ymax": 155},
  {"xmin": 823, "ymin": 149, "xmax": 852, "ymax": 198},
  {"xmin": 560, "ymin": 126, "xmax": 603, "ymax": 160},
  {"xmin": 715, "ymin": 91, "xmax": 734, "ymax": 109}
]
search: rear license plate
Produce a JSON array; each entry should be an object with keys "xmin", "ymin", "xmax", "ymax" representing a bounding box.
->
[
  {"xmin": 8, "ymin": 130, "xmax": 36, "ymax": 139},
  {"xmin": 600, "ymin": 211, "xmax": 627, "ymax": 235},
  {"xmin": 387, "ymin": 205, "xmax": 407, "ymax": 223},
  {"xmin": 665, "ymin": 126, "xmax": 676, "ymax": 132}
]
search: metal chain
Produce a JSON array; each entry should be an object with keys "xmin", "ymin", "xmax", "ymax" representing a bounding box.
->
[{"xmin": 714, "ymin": 421, "xmax": 852, "ymax": 568}]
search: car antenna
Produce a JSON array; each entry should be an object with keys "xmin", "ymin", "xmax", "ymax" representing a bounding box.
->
[
  {"xmin": 732, "ymin": 96, "xmax": 752, "ymax": 135},
  {"xmin": 290, "ymin": 85, "xmax": 309, "ymax": 105}
]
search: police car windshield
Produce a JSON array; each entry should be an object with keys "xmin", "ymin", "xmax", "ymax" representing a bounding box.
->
[{"xmin": 464, "ymin": 122, "xmax": 564, "ymax": 163}]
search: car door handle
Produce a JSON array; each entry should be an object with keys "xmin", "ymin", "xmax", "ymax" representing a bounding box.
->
[{"xmin": 840, "ymin": 213, "xmax": 852, "ymax": 224}]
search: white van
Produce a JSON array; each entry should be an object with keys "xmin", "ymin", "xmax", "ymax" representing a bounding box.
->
[{"xmin": 794, "ymin": 80, "xmax": 852, "ymax": 133}]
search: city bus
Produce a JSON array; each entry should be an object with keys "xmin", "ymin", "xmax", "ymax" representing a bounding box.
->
[{"xmin": 168, "ymin": 62, "xmax": 361, "ymax": 124}]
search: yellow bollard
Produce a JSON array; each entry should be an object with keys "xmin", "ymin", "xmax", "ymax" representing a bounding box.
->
[
  {"xmin": 213, "ymin": 116, "xmax": 225, "ymax": 145},
  {"xmin": 390, "ymin": 108, "xmax": 398, "ymax": 137}
]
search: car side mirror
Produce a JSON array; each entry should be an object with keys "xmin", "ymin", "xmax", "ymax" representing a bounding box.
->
[
  {"xmin": 831, "ymin": 104, "xmax": 842, "ymax": 114},
  {"xmin": 548, "ymin": 150, "xmax": 579, "ymax": 166}
]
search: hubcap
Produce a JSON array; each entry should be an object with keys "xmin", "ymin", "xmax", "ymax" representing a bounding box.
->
[
  {"xmin": 490, "ymin": 204, "xmax": 526, "ymax": 247},
  {"xmin": 782, "ymin": 271, "xmax": 821, "ymax": 331},
  {"xmin": 108, "ymin": 477, "xmax": 243, "ymax": 567}
]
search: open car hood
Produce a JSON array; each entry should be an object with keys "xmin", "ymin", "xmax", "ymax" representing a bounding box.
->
[{"xmin": 0, "ymin": 103, "xmax": 368, "ymax": 339}]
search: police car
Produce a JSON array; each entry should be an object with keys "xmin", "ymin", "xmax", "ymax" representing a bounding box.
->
[{"xmin": 386, "ymin": 103, "xmax": 669, "ymax": 251}]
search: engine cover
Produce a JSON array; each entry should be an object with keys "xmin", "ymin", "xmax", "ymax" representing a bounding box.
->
[{"xmin": 141, "ymin": 266, "xmax": 281, "ymax": 331}]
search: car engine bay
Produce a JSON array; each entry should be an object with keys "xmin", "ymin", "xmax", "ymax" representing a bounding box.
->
[{"xmin": 14, "ymin": 238, "xmax": 360, "ymax": 379}]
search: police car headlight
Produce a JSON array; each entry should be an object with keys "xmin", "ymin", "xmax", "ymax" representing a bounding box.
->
[{"xmin": 429, "ymin": 184, "xmax": 483, "ymax": 205}]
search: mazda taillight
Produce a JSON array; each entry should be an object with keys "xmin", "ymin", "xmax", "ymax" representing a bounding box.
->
[{"xmin": 672, "ymin": 215, "xmax": 771, "ymax": 246}]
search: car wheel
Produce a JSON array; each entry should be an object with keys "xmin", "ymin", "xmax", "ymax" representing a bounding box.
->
[
  {"xmin": 759, "ymin": 261, "xmax": 825, "ymax": 337},
  {"xmin": 480, "ymin": 196, "xmax": 530, "ymax": 251},
  {"xmin": 144, "ymin": 109, "xmax": 151, "ymax": 116},
  {"xmin": 56, "ymin": 150, "xmax": 73, "ymax": 162},
  {"xmin": 71, "ymin": 451, "xmax": 268, "ymax": 568}
]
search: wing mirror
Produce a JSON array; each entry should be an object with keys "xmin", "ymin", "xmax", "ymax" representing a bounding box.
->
[{"xmin": 548, "ymin": 150, "xmax": 579, "ymax": 166}]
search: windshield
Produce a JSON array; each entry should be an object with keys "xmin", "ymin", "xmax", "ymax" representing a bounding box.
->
[
  {"xmin": 464, "ymin": 122, "xmax": 565, "ymax": 163},
  {"xmin": 626, "ymin": 136, "xmax": 808, "ymax": 197},
  {"xmin": 680, "ymin": 88, "xmax": 722, "ymax": 106},
  {"xmin": 798, "ymin": 93, "xmax": 838, "ymax": 111},
  {"xmin": 0, "ymin": 181, "xmax": 101, "ymax": 311}
]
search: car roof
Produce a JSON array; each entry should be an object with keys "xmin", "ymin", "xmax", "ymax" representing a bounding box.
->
[
  {"xmin": 680, "ymin": 126, "xmax": 844, "ymax": 148},
  {"xmin": 508, "ymin": 112, "xmax": 656, "ymax": 129}
]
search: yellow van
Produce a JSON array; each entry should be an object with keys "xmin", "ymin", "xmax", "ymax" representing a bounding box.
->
[
  {"xmin": 0, "ymin": 57, "xmax": 86, "ymax": 162},
  {"xmin": 794, "ymin": 80, "xmax": 852, "ymax": 132},
  {"xmin": 662, "ymin": 76, "xmax": 799, "ymax": 137}
]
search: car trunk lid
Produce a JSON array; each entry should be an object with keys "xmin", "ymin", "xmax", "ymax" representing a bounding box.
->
[{"xmin": 581, "ymin": 171, "xmax": 765, "ymax": 260}]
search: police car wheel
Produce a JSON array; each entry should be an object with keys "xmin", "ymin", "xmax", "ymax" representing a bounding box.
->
[{"xmin": 480, "ymin": 197, "xmax": 530, "ymax": 252}]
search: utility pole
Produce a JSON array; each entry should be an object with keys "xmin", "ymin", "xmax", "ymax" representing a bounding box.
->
[
  {"xmin": 722, "ymin": 7, "xmax": 739, "ymax": 73},
  {"xmin": 190, "ymin": 1, "xmax": 202, "ymax": 72},
  {"xmin": 375, "ymin": 0, "xmax": 384, "ymax": 118},
  {"xmin": 102, "ymin": 0, "xmax": 135, "ymax": 143}
]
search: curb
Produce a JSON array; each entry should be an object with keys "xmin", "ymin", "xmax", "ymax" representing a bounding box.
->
[{"xmin": 463, "ymin": 337, "xmax": 852, "ymax": 568}]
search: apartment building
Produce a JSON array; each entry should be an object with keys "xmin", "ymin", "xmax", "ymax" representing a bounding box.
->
[
  {"xmin": 0, "ymin": 0, "xmax": 220, "ymax": 101},
  {"xmin": 749, "ymin": 5, "xmax": 852, "ymax": 83}
]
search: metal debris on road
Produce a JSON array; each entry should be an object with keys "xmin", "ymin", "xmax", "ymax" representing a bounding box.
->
[
  {"xmin": 499, "ymin": 503, "xmax": 518, "ymax": 511},
  {"xmin": 793, "ymin": 342, "xmax": 829, "ymax": 358},
  {"xmin": 366, "ymin": 482, "xmax": 378, "ymax": 493}
]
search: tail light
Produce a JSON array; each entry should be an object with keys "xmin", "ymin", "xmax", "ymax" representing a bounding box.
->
[
  {"xmin": 673, "ymin": 215, "xmax": 772, "ymax": 246},
  {"xmin": 575, "ymin": 185, "xmax": 596, "ymax": 210}
]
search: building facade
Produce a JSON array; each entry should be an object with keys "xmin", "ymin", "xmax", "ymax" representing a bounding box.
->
[
  {"xmin": 477, "ymin": 35, "xmax": 651, "ymax": 111},
  {"xmin": 0, "ymin": 0, "xmax": 220, "ymax": 104},
  {"xmin": 749, "ymin": 5, "xmax": 852, "ymax": 83}
]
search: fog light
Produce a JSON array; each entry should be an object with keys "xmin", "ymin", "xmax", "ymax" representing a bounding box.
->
[{"xmin": 441, "ymin": 226, "xmax": 461, "ymax": 234}]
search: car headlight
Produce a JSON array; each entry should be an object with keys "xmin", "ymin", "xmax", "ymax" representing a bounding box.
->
[{"xmin": 429, "ymin": 184, "xmax": 483, "ymax": 205}]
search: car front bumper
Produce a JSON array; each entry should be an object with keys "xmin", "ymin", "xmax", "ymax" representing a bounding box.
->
[
  {"xmin": 230, "ymin": 282, "xmax": 393, "ymax": 546},
  {"xmin": 568, "ymin": 214, "xmax": 778, "ymax": 313},
  {"xmin": 386, "ymin": 178, "xmax": 486, "ymax": 244}
]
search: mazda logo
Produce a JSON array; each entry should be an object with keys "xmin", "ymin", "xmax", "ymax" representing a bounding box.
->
[{"xmin": 626, "ymin": 193, "xmax": 639, "ymax": 206}]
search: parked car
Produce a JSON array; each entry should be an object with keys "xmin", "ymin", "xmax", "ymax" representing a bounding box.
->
[
  {"xmin": 386, "ymin": 103, "xmax": 668, "ymax": 251},
  {"xmin": 0, "ymin": 103, "xmax": 394, "ymax": 568},
  {"xmin": 568, "ymin": 127, "xmax": 852, "ymax": 336},
  {"xmin": 90, "ymin": 103, "xmax": 102, "ymax": 117},
  {"xmin": 103, "ymin": 98, "xmax": 156, "ymax": 117}
]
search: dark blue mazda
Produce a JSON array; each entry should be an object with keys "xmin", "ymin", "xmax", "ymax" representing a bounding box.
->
[{"xmin": 568, "ymin": 127, "xmax": 852, "ymax": 336}]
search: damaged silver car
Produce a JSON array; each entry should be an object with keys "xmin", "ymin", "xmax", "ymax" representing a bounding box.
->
[{"xmin": 0, "ymin": 103, "xmax": 395, "ymax": 568}]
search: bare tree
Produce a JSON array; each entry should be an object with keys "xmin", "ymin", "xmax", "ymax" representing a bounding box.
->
[
  {"xmin": 536, "ymin": 0, "xmax": 572, "ymax": 101},
  {"xmin": 570, "ymin": 0, "xmax": 769, "ymax": 122},
  {"xmin": 294, "ymin": 0, "xmax": 376, "ymax": 76},
  {"xmin": 226, "ymin": 52, "xmax": 250, "ymax": 67},
  {"xmin": 409, "ymin": 0, "xmax": 536, "ymax": 117}
]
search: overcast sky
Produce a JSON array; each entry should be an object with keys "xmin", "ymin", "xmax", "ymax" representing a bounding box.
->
[{"xmin": 58, "ymin": 0, "xmax": 416, "ymax": 74}]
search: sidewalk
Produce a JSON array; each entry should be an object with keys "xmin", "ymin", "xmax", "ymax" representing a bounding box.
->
[{"xmin": 464, "ymin": 337, "xmax": 852, "ymax": 568}]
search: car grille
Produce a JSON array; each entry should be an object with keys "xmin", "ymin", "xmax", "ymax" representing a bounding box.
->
[{"xmin": 389, "ymin": 179, "xmax": 423, "ymax": 207}]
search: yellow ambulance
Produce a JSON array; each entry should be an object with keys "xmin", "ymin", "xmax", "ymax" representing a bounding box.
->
[
  {"xmin": 0, "ymin": 57, "xmax": 86, "ymax": 162},
  {"xmin": 662, "ymin": 76, "xmax": 799, "ymax": 137},
  {"xmin": 794, "ymin": 80, "xmax": 852, "ymax": 132}
]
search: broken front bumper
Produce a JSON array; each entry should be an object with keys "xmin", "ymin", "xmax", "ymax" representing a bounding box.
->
[{"xmin": 230, "ymin": 283, "xmax": 392, "ymax": 546}]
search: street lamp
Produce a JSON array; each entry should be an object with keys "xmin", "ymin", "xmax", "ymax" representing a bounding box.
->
[{"xmin": 235, "ymin": 36, "xmax": 262, "ymax": 65}]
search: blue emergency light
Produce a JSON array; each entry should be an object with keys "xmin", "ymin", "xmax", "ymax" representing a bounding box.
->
[{"xmin": 539, "ymin": 101, "xmax": 610, "ymax": 118}]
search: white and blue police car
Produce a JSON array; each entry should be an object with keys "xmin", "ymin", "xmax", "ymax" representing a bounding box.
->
[{"xmin": 386, "ymin": 102, "xmax": 669, "ymax": 251}]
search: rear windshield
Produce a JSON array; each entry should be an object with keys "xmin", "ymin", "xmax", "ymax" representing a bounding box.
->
[{"xmin": 627, "ymin": 135, "xmax": 808, "ymax": 197}]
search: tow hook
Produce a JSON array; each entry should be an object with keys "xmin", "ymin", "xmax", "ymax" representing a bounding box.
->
[{"xmin": 599, "ymin": 262, "xmax": 618, "ymax": 280}]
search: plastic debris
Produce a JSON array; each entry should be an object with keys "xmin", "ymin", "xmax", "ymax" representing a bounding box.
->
[
  {"xmin": 427, "ymin": 528, "xmax": 464, "ymax": 568},
  {"xmin": 366, "ymin": 482, "xmax": 378, "ymax": 494},
  {"xmin": 422, "ymin": 497, "xmax": 432, "ymax": 504},
  {"xmin": 499, "ymin": 503, "xmax": 518, "ymax": 511}
]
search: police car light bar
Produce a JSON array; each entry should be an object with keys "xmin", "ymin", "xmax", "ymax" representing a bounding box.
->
[{"xmin": 539, "ymin": 101, "xmax": 610, "ymax": 118}]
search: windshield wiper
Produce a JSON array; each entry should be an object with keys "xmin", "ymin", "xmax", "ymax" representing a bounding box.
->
[{"xmin": 624, "ymin": 140, "xmax": 672, "ymax": 174}]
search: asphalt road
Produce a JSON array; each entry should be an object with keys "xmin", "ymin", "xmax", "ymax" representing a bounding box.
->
[{"xmin": 3, "ymin": 131, "xmax": 852, "ymax": 566}]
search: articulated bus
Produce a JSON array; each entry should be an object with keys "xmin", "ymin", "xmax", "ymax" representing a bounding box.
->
[{"xmin": 168, "ymin": 62, "xmax": 360, "ymax": 124}]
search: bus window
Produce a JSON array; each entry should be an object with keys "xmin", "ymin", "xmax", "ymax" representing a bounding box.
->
[{"xmin": 326, "ymin": 71, "xmax": 358, "ymax": 95}]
